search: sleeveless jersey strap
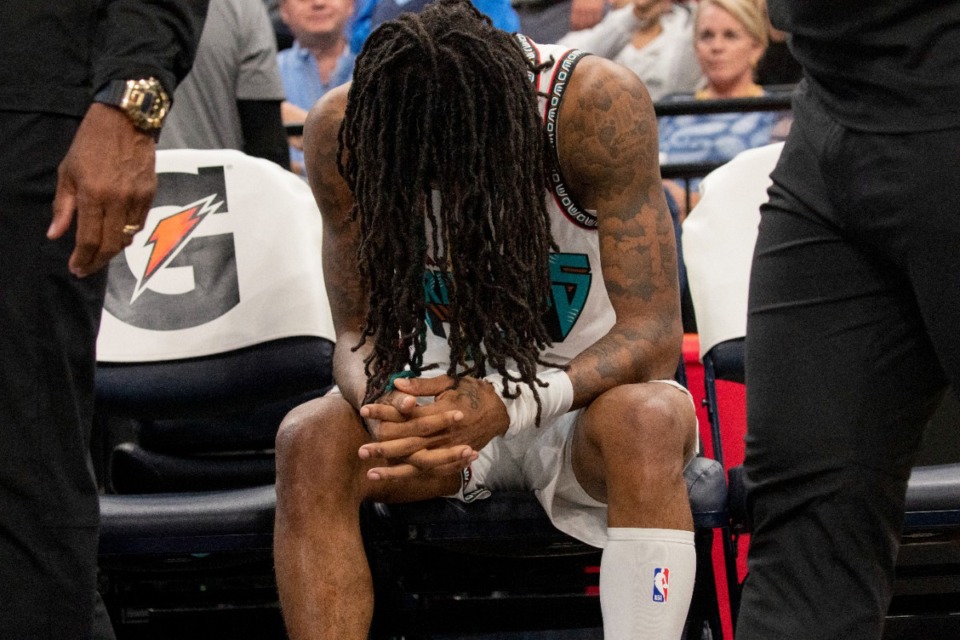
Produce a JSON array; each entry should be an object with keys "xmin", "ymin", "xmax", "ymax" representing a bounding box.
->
[{"xmin": 514, "ymin": 34, "xmax": 596, "ymax": 230}]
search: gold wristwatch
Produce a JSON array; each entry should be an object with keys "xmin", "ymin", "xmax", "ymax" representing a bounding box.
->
[{"xmin": 93, "ymin": 78, "xmax": 171, "ymax": 138}]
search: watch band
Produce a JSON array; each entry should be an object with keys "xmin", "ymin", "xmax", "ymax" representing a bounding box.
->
[{"xmin": 94, "ymin": 79, "xmax": 135, "ymax": 107}]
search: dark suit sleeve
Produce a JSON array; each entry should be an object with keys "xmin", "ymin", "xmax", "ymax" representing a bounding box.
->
[{"xmin": 92, "ymin": 0, "xmax": 211, "ymax": 97}]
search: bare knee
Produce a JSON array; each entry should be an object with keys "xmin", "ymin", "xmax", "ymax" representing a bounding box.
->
[
  {"xmin": 275, "ymin": 396, "xmax": 367, "ymax": 501},
  {"xmin": 582, "ymin": 383, "xmax": 697, "ymax": 471},
  {"xmin": 576, "ymin": 383, "xmax": 697, "ymax": 528}
]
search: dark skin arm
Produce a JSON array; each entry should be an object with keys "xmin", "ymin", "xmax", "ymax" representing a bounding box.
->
[
  {"xmin": 303, "ymin": 84, "xmax": 372, "ymax": 413},
  {"xmin": 358, "ymin": 56, "xmax": 682, "ymax": 479},
  {"xmin": 558, "ymin": 55, "xmax": 683, "ymax": 405},
  {"xmin": 51, "ymin": 0, "xmax": 209, "ymax": 277}
]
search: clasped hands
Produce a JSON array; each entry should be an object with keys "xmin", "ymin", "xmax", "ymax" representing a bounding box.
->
[{"xmin": 358, "ymin": 375, "xmax": 509, "ymax": 482}]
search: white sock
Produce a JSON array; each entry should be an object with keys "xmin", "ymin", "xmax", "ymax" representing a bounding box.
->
[{"xmin": 599, "ymin": 528, "xmax": 696, "ymax": 640}]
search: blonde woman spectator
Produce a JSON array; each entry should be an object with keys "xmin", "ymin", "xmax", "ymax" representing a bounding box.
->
[
  {"xmin": 560, "ymin": 0, "xmax": 702, "ymax": 102},
  {"xmin": 658, "ymin": 0, "xmax": 776, "ymax": 216}
]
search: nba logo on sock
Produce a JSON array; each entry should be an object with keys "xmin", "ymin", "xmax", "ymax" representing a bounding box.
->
[{"xmin": 653, "ymin": 567, "xmax": 669, "ymax": 602}]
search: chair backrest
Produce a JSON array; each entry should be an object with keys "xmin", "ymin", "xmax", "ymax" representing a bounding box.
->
[
  {"xmin": 97, "ymin": 148, "xmax": 334, "ymax": 365},
  {"xmin": 94, "ymin": 149, "xmax": 335, "ymax": 491},
  {"xmin": 97, "ymin": 149, "xmax": 337, "ymax": 564},
  {"xmin": 681, "ymin": 142, "xmax": 783, "ymax": 360}
]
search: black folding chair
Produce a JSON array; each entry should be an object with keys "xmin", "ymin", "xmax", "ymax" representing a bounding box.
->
[{"xmin": 94, "ymin": 149, "xmax": 334, "ymax": 636}]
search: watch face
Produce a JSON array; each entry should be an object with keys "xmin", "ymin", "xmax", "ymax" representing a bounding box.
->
[
  {"xmin": 139, "ymin": 92, "xmax": 157, "ymax": 115},
  {"xmin": 123, "ymin": 79, "xmax": 170, "ymax": 130},
  {"xmin": 95, "ymin": 78, "xmax": 170, "ymax": 134}
]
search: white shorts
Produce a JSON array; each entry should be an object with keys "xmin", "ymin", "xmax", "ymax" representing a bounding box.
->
[{"xmin": 448, "ymin": 379, "xmax": 697, "ymax": 549}]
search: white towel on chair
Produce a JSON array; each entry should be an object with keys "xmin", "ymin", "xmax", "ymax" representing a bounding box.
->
[
  {"xmin": 682, "ymin": 142, "xmax": 784, "ymax": 360},
  {"xmin": 97, "ymin": 149, "xmax": 334, "ymax": 363}
]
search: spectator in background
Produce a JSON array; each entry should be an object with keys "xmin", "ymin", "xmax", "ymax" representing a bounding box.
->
[
  {"xmin": 657, "ymin": 0, "xmax": 775, "ymax": 217},
  {"xmin": 513, "ymin": 0, "xmax": 608, "ymax": 45},
  {"xmin": 263, "ymin": 0, "xmax": 296, "ymax": 49},
  {"xmin": 559, "ymin": 0, "xmax": 701, "ymax": 102},
  {"xmin": 350, "ymin": 0, "xmax": 520, "ymax": 54},
  {"xmin": 277, "ymin": 0, "xmax": 356, "ymax": 175},
  {"xmin": 161, "ymin": 0, "xmax": 290, "ymax": 169}
]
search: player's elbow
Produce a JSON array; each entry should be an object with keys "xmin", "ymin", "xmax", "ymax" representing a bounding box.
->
[{"xmin": 646, "ymin": 315, "xmax": 684, "ymax": 380}]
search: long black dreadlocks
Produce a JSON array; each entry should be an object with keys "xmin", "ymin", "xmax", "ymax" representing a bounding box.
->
[{"xmin": 339, "ymin": 0, "xmax": 561, "ymax": 412}]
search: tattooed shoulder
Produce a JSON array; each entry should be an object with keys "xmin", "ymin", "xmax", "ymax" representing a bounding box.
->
[{"xmin": 556, "ymin": 57, "xmax": 660, "ymax": 211}]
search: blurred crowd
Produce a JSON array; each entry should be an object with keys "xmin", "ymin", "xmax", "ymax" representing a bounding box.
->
[{"xmin": 161, "ymin": 0, "xmax": 797, "ymax": 183}]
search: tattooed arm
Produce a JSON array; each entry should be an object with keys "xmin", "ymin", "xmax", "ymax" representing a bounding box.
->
[
  {"xmin": 557, "ymin": 55, "xmax": 684, "ymax": 409},
  {"xmin": 303, "ymin": 84, "xmax": 374, "ymax": 412}
]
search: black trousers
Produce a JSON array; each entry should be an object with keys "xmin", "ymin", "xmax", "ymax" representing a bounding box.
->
[
  {"xmin": 739, "ymin": 82, "xmax": 960, "ymax": 639},
  {"xmin": 0, "ymin": 110, "xmax": 109, "ymax": 639}
]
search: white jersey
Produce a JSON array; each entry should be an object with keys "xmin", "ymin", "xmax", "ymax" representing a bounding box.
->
[{"xmin": 421, "ymin": 37, "xmax": 615, "ymax": 371}]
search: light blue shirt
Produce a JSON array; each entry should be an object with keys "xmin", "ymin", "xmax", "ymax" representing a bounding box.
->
[
  {"xmin": 658, "ymin": 94, "xmax": 778, "ymax": 193},
  {"xmin": 277, "ymin": 41, "xmax": 356, "ymax": 172}
]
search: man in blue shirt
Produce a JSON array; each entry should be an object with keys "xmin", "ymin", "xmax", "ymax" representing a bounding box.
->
[{"xmin": 277, "ymin": 0, "xmax": 356, "ymax": 174}]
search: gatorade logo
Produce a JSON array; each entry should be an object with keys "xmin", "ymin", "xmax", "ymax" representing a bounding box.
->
[{"xmin": 103, "ymin": 165, "xmax": 239, "ymax": 331}]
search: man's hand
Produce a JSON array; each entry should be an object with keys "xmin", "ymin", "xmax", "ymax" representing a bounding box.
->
[
  {"xmin": 49, "ymin": 103, "xmax": 157, "ymax": 278},
  {"xmin": 632, "ymin": 0, "xmax": 671, "ymax": 25},
  {"xmin": 358, "ymin": 375, "xmax": 510, "ymax": 481}
]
